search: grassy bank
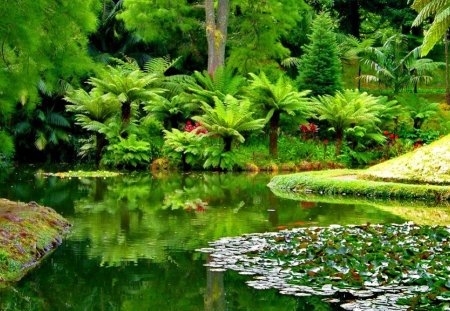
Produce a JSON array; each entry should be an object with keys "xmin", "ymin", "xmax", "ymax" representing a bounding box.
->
[
  {"xmin": 0, "ymin": 199, "xmax": 70, "ymax": 283},
  {"xmin": 268, "ymin": 169, "xmax": 450, "ymax": 202}
]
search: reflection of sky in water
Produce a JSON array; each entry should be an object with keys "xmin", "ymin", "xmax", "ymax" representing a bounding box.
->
[{"xmin": 0, "ymin": 168, "xmax": 441, "ymax": 310}]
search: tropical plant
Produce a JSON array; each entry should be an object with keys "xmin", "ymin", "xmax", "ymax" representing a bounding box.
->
[
  {"xmin": 101, "ymin": 134, "xmax": 153, "ymax": 168},
  {"xmin": 359, "ymin": 34, "xmax": 445, "ymax": 93},
  {"xmin": 411, "ymin": 0, "xmax": 450, "ymax": 56},
  {"xmin": 187, "ymin": 66, "xmax": 246, "ymax": 104},
  {"xmin": 192, "ymin": 95, "xmax": 266, "ymax": 152},
  {"xmin": 163, "ymin": 129, "xmax": 205, "ymax": 169},
  {"xmin": 143, "ymin": 95, "xmax": 197, "ymax": 130},
  {"xmin": 338, "ymin": 35, "xmax": 375, "ymax": 90},
  {"xmin": 0, "ymin": 131, "xmax": 14, "ymax": 168},
  {"xmin": 396, "ymin": 94, "xmax": 440, "ymax": 129},
  {"xmin": 247, "ymin": 72, "xmax": 312, "ymax": 158},
  {"xmin": 314, "ymin": 90, "xmax": 388, "ymax": 155},
  {"xmin": 65, "ymin": 89, "xmax": 121, "ymax": 164},
  {"xmin": 88, "ymin": 64, "xmax": 165, "ymax": 135},
  {"xmin": 143, "ymin": 56, "xmax": 193, "ymax": 97},
  {"xmin": 297, "ymin": 13, "xmax": 342, "ymax": 96},
  {"xmin": 14, "ymin": 107, "xmax": 71, "ymax": 152}
]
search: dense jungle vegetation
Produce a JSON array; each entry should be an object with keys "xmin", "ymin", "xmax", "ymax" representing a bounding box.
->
[{"xmin": 1, "ymin": 0, "xmax": 450, "ymax": 171}]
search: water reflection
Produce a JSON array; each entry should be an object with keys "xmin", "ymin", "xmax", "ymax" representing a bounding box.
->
[{"xmin": 0, "ymin": 168, "xmax": 417, "ymax": 310}]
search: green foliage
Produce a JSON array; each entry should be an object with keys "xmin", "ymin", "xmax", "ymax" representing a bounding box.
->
[
  {"xmin": 119, "ymin": 0, "xmax": 204, "ymax": 67},
  {"xmin": 248, "ymin": 72, "xmax": 312, "ymax": 120},
  {"xmin": 0, "ymin": 0, "xmax": 97, "ymax": 123},
  {"xmin": 14, "ymin": 107, "xmax": 71, "ymax": 152},
  {"xmin": 65, "ymin": 89, "xmax": 121, "ymax": 129},
  {"xmin": 144, "ymin": 95, "xmax": 197, "ymax": 130},
  {"xmin": 187, "ymin": 66, "xmax": 246, "ymax": 104},
  {"xmin": 163, "ymin": 129, "xmax": 205, "ymax": 168},
  {"xmin": 359, "ymin": 34, "xmax": 445, "ymax": 93},
  {"xmin": 314, "ymin": 90, "xmax": 391, "ymax": 154},
  {"xmin": 227, "ymin": 0, "xmax": 310, "ymax": 74},
  {"xmin": 0, "ymin": 131, "xmax": 14, "ymax": 167},
  {"xmin": 396, "ymin": 94, "xmax": 440, "ymax": 129},
  {"xmin": 412, "ymin": 0, "xmax": 450, "ymax": 55},
  {"xmin": 193, "ymin": 95, "xmax": 266, "ymax": 151},
  {"xmin": 101, "ymin": 134, "xmax": 153, "ymax": 168},
  {"xmin": 297, "ymin": 13, "xmax": 342, "ymax": 96},
  {"xmin": 89, "ymin": 63, "xmax": 165, "ymax": 130}
]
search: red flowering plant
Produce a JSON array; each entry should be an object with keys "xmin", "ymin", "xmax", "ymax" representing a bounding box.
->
[
  {"xmin": 184, "ymin": 120, "xmax": 208, "ymax": 135},
  {"xmin": 299, "ymin": 123, "xmax": 319, "ymax": 140}
]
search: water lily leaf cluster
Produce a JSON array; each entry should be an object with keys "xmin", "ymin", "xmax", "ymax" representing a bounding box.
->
[{"xmin": 199, "ymin": 223, "xmax": 450, "ymax": 310}]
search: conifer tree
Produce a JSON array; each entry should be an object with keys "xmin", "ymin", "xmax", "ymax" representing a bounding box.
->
[{"xmin": 297, "ymin": 13, "xmax": 342, "ymax": 96}]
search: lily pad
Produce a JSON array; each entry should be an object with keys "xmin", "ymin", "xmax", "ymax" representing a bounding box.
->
[{"xmin": 198, "ymin": 223, "xmax": 450, "ymax": 310}]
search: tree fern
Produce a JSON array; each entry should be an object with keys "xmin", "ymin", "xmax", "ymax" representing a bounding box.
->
[
  {"xmin": 192, "ymin": 95, "xmax": 265, "ymax": 152},
  {"xmin": 247, "ymin": 72, "xmax": 312, "ymax": 157},
  {"xmin": 314, "ymin": 90, "xmax": 389, "ymax": 155},
  {"xmin": 412, "ymin": 0, "xmax": 450, "ymax": 55},
  {"xmin": 187, "ymin": 66, "xmax": 246, "ymax": 104}
]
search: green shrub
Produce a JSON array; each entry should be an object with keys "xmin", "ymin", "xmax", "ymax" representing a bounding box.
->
[
  {"xmin": 101, "ymin": 134, "xmax": 153, "ymax": 168},
  {"xmin": 0, "ymin": 131, "xmax": 15, "ymax": 167}
]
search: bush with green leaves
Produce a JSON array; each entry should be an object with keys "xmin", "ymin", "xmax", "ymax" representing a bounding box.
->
[
  {"xmin": 0, "ymin": 131, "xmax": 14, "ymax": 168},
  {"xmin": 395, "ymin": 94, "xmax": 440, "ymax": 129},
  {"xmin": 314, "ymin": 90, "xmax": 399, "ymax": 155},
  {"xmin": 163, "ymin": 129, "xmax": 205, "ymax": 169},
  {"xmin": 101, "ymin": 134, "xmax": 153, "ymax": 169}
]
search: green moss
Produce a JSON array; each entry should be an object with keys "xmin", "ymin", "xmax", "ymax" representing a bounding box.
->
[
  {"xmin": 268, "ymin": 169, "xmax": 450, "ymax": 201},
  {"xmin": 0, "ymin": 199, "xmax": 70, "ymax": 283},
  {"xmin": 362, "ymin": 134, "xmax": 450, "ymax": 185},
  {"xmin": 36, "ymin": 170, "xmax": 121, "ymax": 178}
]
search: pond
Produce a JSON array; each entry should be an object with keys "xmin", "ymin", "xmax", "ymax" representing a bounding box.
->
[{"xmin": 0, "ymin": 166, "xmax": 442, "ymax": 310}]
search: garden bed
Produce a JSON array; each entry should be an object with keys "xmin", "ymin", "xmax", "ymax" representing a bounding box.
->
[
  {"xmin": 0, "ymin": 199, "xmax": 70, "ymax": 283},
  {"xmin": 268, "ymin": 170, "xmax": 450, "ymax": 202},
  {"xmin": 198, "ymin": 223, "xmax": 450, "ymax": 310}
]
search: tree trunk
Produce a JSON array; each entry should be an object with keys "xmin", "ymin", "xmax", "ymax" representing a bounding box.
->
[
  {"xmin": 446, "ymin": 32, "xmax": 450, "ymax": 105},
  {"xmin": 205, "ymin": 0, "xmax": 229, "ymax": 77},
  {"xmin": 121, "ymin": 102, "xmax": 131, "ymax": 138},
  {"xmin": 223, "ymin": 136, "xmax": 233, "ymax": 152},
  {"xmin": 95, "ymin": 133, "xmax": 106, "ymax": 167},
  {"xmin": 335, "ymin": 130, "xmax": 344, "ymax": 156},
  {"xmin": 358, "ymin": 64, "xmax": 362, "ymax": 90},
  {"xmin": 349, "ymin": 0, "xmax": 360, "ymax": 39},
  {"xmin": 269, "ymin": 111, "xmax": 280, "ymax": 158}
]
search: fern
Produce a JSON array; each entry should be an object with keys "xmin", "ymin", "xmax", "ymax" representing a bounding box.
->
[{"xmin": 192, "ymin": 95, "xmax": 266, "ymax": 151}]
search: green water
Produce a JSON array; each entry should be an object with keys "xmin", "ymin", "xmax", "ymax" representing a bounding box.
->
[{"xmin": 0, "ymin": 167, "xmax": 405, "ymax": 310}]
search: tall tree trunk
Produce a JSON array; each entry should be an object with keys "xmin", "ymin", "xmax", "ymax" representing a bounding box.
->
[
  {"xmin": 349, "ymin": 0, "xmax": 360, "ymax": 39},
  {"xmin": 358, "ymin": 64, "xmax": 362, "ymax": 90},
  {"xmin": 335, "ymin": 130, "xmax": 344, "ymax": 156},
  {"xmin": 121, "ymin": 102, "xmax": 131, "ymax": 138},
  {"xmin": 269, "ymin": 111, "xmax": 280, "ymax": 158},
  {"xmin": 446, "ymin": 32, "xmax": 450, "ymax": 105},
  {"xmin": 205, "ymin": 0, "xmax": 230, "ymax": 77},
  {"xmin": 95, "ymin": 133, "xmax": 106, "ymax": 167},
  {"xmin": 223, "ymin": 136, "xmax": 233, "ymax": 152}
]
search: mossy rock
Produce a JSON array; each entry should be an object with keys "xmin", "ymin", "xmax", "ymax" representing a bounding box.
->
[
  {"xmin": 362, "ymin": 134, "xmax": 450, "ymax": 185},
  {"xmin": 268, "ymin": 169, "xmax": 450, "ymax": 202},
  {"xmin": 0, "ymin": 199, "xmax": 70, "ymax": 283}
]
